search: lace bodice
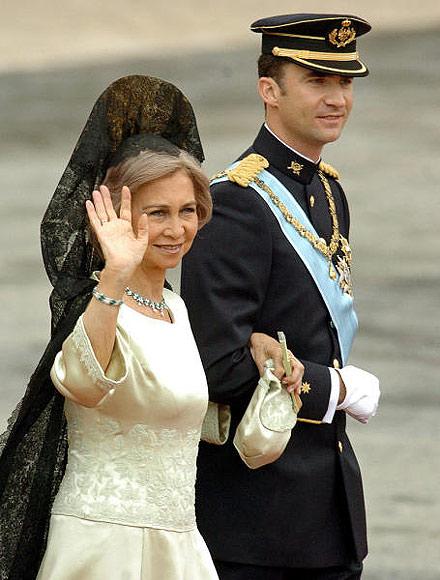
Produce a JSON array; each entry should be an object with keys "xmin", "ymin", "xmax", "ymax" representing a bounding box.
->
[{"xmin": 51, "ymin": 290, "xmax": 208, "ymax": 532}]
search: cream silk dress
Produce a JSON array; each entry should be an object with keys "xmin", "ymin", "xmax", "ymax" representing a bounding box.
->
[{"xmin": 37, "ymin": 289, "xmax": 218, "ymax": 580}]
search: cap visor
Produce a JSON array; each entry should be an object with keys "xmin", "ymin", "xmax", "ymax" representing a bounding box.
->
[{"xmin": 291, "ymin": 57, "xmax": 369, "ymax": 76}]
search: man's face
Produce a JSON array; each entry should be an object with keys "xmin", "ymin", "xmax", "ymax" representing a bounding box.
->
[{"xmin": 272, "ymin": 64, "xmax": 354, "ymax": 156}]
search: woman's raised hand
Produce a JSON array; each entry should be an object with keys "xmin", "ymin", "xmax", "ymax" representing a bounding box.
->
[{"xmin": 86, "ymin": 185, "xmax": 149, "ymax": 278}]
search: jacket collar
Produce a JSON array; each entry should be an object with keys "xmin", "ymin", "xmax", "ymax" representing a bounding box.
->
[{"xmin": 253, "ymin": 125, "xmax": 319, "ymax": 185}]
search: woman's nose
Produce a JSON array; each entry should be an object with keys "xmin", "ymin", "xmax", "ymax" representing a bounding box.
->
[{"xmin": 164, "ymin": 217, "xmax": 185, "ymax": 237}]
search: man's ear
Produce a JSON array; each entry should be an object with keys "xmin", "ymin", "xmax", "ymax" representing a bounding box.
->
[{"xmin": 258, "ymin": 76, "xmax": 282, "ymax": 108}]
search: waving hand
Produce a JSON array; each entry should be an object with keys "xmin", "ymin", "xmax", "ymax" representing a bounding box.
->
[{"xmin": 86, "ymin": 185, "xmax": 149, "ymax": 277}]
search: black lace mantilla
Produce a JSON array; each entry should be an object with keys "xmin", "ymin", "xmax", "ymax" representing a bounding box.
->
[{"xmin": 0, "ymin": 75, "xmax": 204, "ymax": 580}]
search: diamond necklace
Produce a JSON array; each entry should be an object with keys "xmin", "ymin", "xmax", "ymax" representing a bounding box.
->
[{"xmin": 125, "ymin": 287, "xmax": 168, "ymax": 316}]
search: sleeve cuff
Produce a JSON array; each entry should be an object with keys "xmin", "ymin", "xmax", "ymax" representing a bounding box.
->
[
  {"xmin": 72, "ymin": 315, "xmax": 128, "ymax": 392},
  {"xmin": 321, "ymin": 367, "xmax": 340, "ymax": 423},
  {"xmin": 51, "ymin": 315, "xmax": 129, "ymax": 407}
]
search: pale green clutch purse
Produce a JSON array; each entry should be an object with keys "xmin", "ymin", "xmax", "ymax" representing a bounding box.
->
[
  {"xmin": 233, "ymin": 360, "xmax": 298, "ymax": 469},
  {"xmin": 201, "ymin": 357, "xmax": 299, "ymax": 469}
]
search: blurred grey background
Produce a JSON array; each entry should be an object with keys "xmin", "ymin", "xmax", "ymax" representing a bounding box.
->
[{"xmin": 1, "ymin": 2, "xmax": 439, "ymax": 578}]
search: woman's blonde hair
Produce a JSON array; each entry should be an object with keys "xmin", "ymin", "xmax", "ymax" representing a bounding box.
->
[
  {"xmin": 104, "ymin": 148, "xmax": 212, "ymax": 226},
  {"xmin": 89, "ymin": 146, "xmax": 212, "ymax": 258}
]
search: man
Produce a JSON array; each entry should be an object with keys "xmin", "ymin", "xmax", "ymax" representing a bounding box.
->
[{"xmin": 181, "ymin": 13, "xmax": 380, "ymax": 580}]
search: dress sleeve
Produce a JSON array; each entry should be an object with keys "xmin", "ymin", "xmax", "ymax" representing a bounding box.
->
[{"xmin": 50, "ymin": 314, "xmax": 129, "ymax": 407}]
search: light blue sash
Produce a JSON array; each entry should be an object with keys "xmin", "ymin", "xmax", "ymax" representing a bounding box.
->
[{"xmin": 212, "ymin": 168, "xmax": 358, "ymax": 364}]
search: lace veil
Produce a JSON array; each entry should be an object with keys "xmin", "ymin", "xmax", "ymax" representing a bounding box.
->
[{"xmin": 0, "ymin": 75, "xmax": 204, "ymax": 580}]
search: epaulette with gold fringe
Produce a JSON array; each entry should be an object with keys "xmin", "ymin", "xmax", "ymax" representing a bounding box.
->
[
  {"xmin": 319, "ymin": 161, "xmax": 340, "ymax": 180},
  {"xmin": 224, "ymin": 154, "xmax": 269, "ymax": 187}
]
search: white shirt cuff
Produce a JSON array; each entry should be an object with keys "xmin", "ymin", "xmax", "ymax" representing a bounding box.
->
[{"xmin": 322, "ymin": 368, "xmax": 340, "ymax": 423}]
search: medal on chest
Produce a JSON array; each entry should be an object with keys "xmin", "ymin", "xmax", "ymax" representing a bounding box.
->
[{"xmin": 335, "ymin": 236, "xmax": 354, "ymax": 297}]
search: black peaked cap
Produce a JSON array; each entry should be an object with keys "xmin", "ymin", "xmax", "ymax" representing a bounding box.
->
[{"xmin": 251, "ymin": 13, "xmax": 371, "ymax": 76}]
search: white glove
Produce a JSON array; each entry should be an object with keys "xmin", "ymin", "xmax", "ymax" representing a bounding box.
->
[{"xmin": 335, "ymin": 365, "xmax": 380, "ymax": 424}]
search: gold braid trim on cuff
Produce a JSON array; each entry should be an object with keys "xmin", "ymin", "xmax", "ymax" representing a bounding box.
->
[{"xmin": 297, "ymin": 418, "xmax": 323, "ymax": 425}]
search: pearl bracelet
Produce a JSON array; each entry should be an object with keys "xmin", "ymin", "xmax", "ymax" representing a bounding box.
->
[{"xmin": 92, "ymin": 287, "xmax": 123, "ymax": 307}]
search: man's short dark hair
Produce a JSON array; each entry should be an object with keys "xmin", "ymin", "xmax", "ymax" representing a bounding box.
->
[{"xmin": 257, "ymin": 54, "xmax": 293, "ymax": 86}]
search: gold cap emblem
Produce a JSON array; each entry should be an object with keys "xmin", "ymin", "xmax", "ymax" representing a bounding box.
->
[
  {"xmin": 329, "ymin": 19, "xmax": 356, "ymax": 48},
  {"xmin": 287, "ymin": 161, "xmax": 303, "ymax": 176}
]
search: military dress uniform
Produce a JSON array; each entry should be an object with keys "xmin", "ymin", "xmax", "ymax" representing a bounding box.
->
[{"xmin": 181, "ymin": 13, "xmax": 376, "ymax": 578}]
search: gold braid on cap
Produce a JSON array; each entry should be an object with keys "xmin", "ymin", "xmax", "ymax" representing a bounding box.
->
[{"xmin": 272, "ymin": 47, "xmax": 359, "ymax": 62}]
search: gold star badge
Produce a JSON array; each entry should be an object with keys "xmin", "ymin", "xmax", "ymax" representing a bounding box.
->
[
  {"xmin": 300, "ymin": 382, "xmax": 311, "ymax": 394},
  {"xmin": 287, "ymin": 161, "xmax": 303, "ymax": 176}
]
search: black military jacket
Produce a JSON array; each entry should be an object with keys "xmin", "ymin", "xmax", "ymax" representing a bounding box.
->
[{"xmin": 181, "ymin": 125, "xmax": 367, "ymax": 568}]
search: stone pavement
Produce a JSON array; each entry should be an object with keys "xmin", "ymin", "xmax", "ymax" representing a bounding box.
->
[{"xmin": 1, "ymin": 27, "xmax": 439, "ymax": 579}]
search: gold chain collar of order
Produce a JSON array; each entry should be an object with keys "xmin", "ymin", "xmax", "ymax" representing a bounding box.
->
[{"xmin": 253, "ymin": 169, "xmax": 341, "ymax": 279}]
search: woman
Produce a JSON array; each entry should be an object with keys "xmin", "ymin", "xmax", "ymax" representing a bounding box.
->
[
  {"xmin": 37, "ymin": 134, "xmax": 218, "ymax": 579},
  {"xmin": 0, "ymin": 75, "xmax": 217, "ymax": 580}
]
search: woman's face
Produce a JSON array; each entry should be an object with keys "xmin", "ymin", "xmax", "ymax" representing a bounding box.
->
[{"xmin": 130, "ymin": 169, "xmax": 199, "ymax": 273}]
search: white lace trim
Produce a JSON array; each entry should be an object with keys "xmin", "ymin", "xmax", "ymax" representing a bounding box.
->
[{"xmin": 71, "ymin": 316, "xmax": 127, "ymax": 394}]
